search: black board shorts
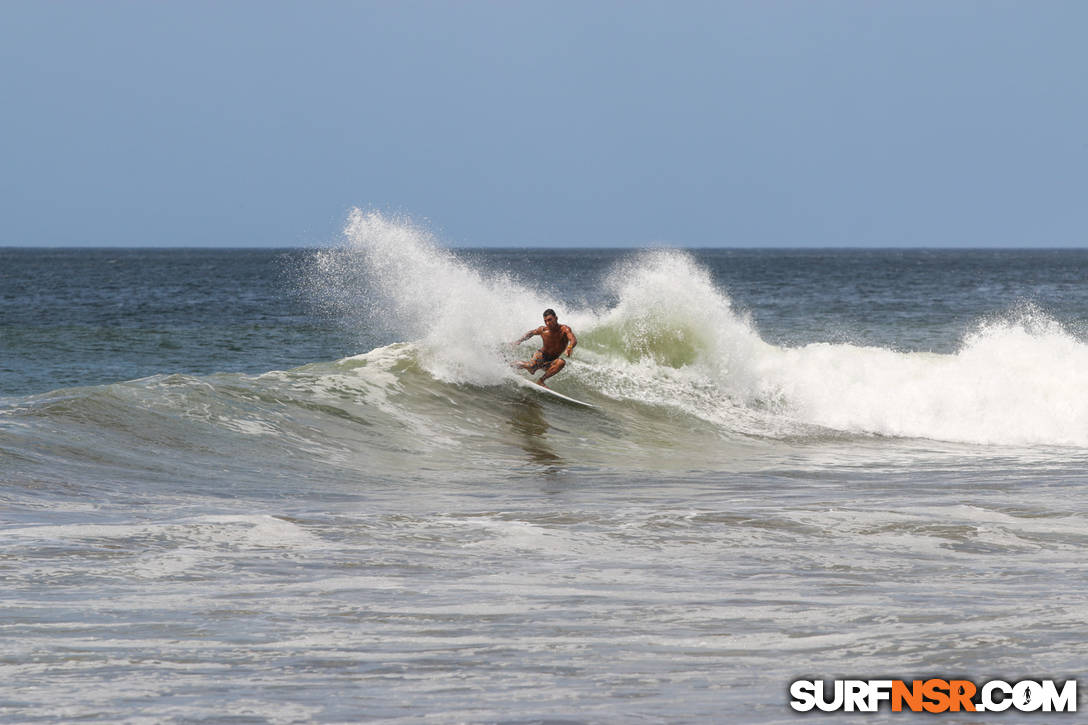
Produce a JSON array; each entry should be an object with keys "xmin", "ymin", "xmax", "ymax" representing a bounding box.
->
[{"xmin": 529, "ymin": 349, "xmax": 559, "ymax": 371}]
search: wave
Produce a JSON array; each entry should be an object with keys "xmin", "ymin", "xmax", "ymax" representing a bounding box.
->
[
  {"xmin": 298, "ymin": 210, "xmax": 1088, "ymax": 449},
  {"xmin": 4, "ymin": 212, "xmax": 1087, "ymax": 492}
]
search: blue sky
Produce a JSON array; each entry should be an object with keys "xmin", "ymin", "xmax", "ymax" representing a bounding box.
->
[{"xmin": 2, "ymin": 1, "xmax": 1085, "ymax": 247}]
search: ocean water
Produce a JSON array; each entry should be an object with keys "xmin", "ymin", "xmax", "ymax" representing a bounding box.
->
[{"xmin": 2, "ymin": 213, "xmax": 1087, "ymax": 722}]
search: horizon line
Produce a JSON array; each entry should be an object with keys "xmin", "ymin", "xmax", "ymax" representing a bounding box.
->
[{"xmin": 2, "ymin": 243, "xmax": 1087, "ymax": 251}]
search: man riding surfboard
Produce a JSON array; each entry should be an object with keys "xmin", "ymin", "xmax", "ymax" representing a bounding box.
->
[{"xmin": 511, "ymin": 309, "xmax": 577, "ymax": 387}]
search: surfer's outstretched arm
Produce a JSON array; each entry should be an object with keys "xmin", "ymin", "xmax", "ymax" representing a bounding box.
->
[
  {"xmin": 563, "ymin": 326, "xmax": 577, "ymax": 357},
  {"xmin": 512, "ymin": 326, "xmax": 543, "ymax": 346}
]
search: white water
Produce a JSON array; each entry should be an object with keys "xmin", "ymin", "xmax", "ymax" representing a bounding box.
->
[{"xmin": 307, "ymin": 210, "xmax": 1088, "ymax": 448}]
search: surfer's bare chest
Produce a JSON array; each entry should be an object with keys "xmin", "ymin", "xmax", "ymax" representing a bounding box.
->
[{"xmin": 538, "ymin": 326, "xmax": 571, "ymax": 353}]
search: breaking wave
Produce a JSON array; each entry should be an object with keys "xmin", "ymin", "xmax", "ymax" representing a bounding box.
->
[
  {"xmin": 299, "ymin": 210, "xmax": 1088, "ymax": 448},
  {"xmin": 5, "ymin": 209, "xmax": 1086, "ymax": 494}
]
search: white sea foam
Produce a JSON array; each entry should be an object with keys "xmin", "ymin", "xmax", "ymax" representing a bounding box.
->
[
  {"xmin": 0, "ymin": 515, "xmax": 324, "ymax": 551},
  {"xmin": 310, "ymin": 211, "xmax": 1088, "ymax": 447},
  {"xmin": 753, "ymin": 305, "xmax": 1088, "ymax": 445}
]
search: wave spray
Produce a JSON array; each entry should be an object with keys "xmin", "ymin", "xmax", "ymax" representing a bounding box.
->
[{"xmin": 306, "ymin": 211, "xmax": 1088, "ymax": 447}]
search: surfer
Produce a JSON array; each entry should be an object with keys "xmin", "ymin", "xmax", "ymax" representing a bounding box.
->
[{"xmin": 511, "ymin": 309, "xmax": 577, "ymax": 387}]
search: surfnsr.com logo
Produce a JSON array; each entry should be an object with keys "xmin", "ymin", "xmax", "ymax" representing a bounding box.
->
[{"xmin": 789, "ymin": 679, "xmax": 1077, "ymax": 713}]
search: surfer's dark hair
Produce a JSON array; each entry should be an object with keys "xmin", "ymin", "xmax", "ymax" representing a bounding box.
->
[{"xmin": 543, "ymin": 308, "xmax": 557, "ymax": 318}]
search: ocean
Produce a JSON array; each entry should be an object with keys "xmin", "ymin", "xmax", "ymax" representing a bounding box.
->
[{"xmin": 2, "ymin": 211, "xmax": 1086, "ymax": 723}]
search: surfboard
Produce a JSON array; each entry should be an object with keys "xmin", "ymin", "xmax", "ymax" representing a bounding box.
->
[{"xmin": 512, "ymin": 375, "xmax": 596, "ymax": 408}]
